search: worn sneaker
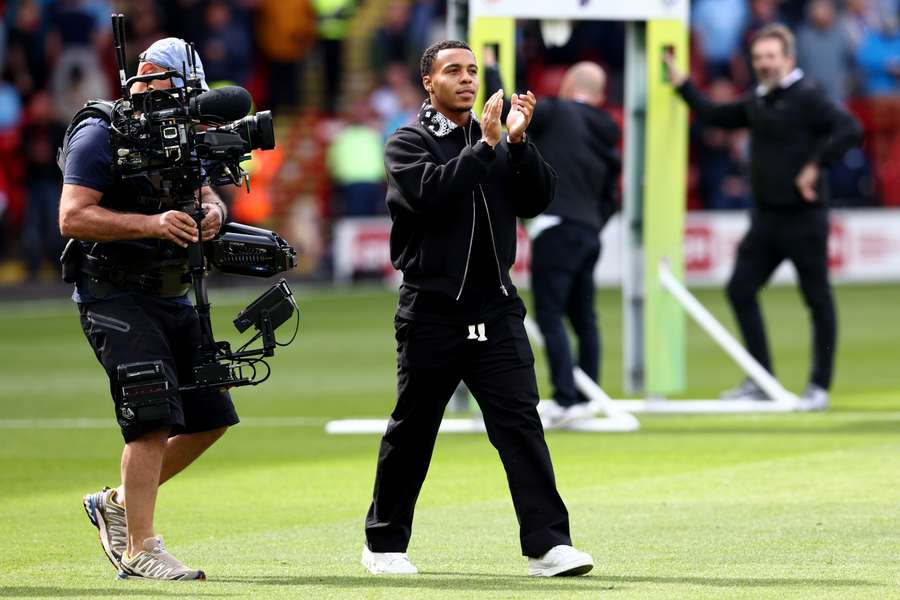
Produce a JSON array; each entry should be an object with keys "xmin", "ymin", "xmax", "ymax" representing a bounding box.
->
[
  {"xmin": 118, "ymin": 536, "xmax": 206, "ymax": 580},
  {"xmin": 83, "ymin": 487, "xmax": 127, "ymax": 569},
  {"xmin": 720, "ymin": 379, "xmax": 769, "ymax": 401},
  {"xmin": 800, "ymin": 383, "xmax": 829, "ymax": 411},
  {"xmin": 361, "ymin": 545, "xmax": 418, "ymax": 575},
  {"xmin": 528, "ymin": 544, "xmax": 594, "ymax": 577}
]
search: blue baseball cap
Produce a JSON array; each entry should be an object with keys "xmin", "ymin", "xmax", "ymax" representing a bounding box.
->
[{"xmin": 138, "ymin": 37, "xmax": 208, "ymax": 90}]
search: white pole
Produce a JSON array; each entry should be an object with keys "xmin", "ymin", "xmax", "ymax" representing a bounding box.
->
[{"xmin": 657, "ymin": 261, "xmax": 798, "ymax": 407}]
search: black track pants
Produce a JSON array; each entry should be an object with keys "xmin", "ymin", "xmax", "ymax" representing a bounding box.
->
[
  {"xmin": 364, "ymin": 303, "xmax": 572, "ymax": 557},
  {"xmin": 726, "ymin": 209, "xmax": 836, "ymax": 389},
  {"xmin": 532, "ymin": 222, "xmax": 602, "ymax": 407}
]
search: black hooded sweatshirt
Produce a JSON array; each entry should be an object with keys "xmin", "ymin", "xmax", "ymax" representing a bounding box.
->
[{"xmin": 385, "ymin": 102, "xmax": 556, "ymax": 322}]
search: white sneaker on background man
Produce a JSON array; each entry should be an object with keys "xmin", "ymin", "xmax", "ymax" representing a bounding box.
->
[
  {"xmin": 720, "ymin": 378, "xmax": 769, "ymax": 401},
  {"xmin": 800, "ymin": 383, "xmax": 829, "ymax": 411},
  {"xmin": 542, "ymin": 401, "xmax": 597, "ymax": 430}
]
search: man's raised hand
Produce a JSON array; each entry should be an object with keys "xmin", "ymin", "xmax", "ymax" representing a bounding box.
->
[
  {"xmin": 481, "ymin": 89, "xmax": 504, "ymax": 148},
  {"xmin": 662, "ymin": 51, "xmax": 687, "ymax": 87},
  {"xmin": 507, "ymin": 91, "xmax": 536, "ymax": 143}
]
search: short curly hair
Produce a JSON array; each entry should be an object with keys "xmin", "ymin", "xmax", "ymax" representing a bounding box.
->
[{"xmin": 420, "ymin": 40, "xmax": 472, "ymax": 78}]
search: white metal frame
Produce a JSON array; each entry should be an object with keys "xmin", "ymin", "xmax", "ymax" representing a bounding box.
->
[
  {"xmin": 523, "ymin": 261, "xmax": 810, "ymax": 417},
  {"xmin": 605, "ymin": 263, "xmax": 804, "ymax": 414}
]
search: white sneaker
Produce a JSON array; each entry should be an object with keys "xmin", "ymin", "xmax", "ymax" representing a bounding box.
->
[
  {"xmin": 558, "ymin": 403, "xmax": 597, "ymax": 428},
  {"xmin": 544, "ymin": 402, "xmax": 596, "ymax": 430},
  {"xmin": 361, "ymin": 545, "xmax": 418, "ymax": 575},
  {"xmin": 720, "ymin": 378, "xmax": 769, "ymax": 401},
  {"xmin": 537, "ymin": 400, "xmax": 565, "ymax": 420},
  {"xmin": 799, "ymin": 383, "xmax": 829, "ymax": 411},
  {"xmin": 528, "ymin": 544, "xmax": 594, "ymax": 577}
]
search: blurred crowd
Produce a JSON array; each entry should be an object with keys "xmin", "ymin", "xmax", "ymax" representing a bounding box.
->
[{"xmin": 1, "ymin": 0, "xmax": 899, "ymax": 283}]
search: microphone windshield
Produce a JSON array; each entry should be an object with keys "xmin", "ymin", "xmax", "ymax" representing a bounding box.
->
[{"xmin": 190, "ymin": 86, "xmax": 252, "ymax": 121}]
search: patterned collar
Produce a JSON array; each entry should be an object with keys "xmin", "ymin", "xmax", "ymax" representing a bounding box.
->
[{"xmin": 418, "ymin": 100, "xmax": 479, "ymax": 137}]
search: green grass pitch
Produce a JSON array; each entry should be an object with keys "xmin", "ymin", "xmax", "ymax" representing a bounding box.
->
[{"xmin": 1, "ymin": 283, "xmax": 898, "ymax": 599}]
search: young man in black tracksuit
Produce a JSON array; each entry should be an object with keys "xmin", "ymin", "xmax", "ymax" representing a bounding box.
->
[
  {"xmin": 361, "ymin": 40, "xmax": 594, "ymax": 577},
  {"xmin": 665, "ymin": 24, "xmax": 862, "ymax": 407},
  {"xmin": 484, "ymin": 57, "xmax": 621, "ymax": 428}
]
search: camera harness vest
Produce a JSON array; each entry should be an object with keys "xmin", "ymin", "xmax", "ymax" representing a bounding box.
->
[{"xmin": 58, "ymin": 100, "xmax": 193, "ymax": 297}]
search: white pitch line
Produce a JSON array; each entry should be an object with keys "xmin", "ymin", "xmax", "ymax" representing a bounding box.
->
[
  {"xmin": 4, "ymin": 412, "xmax": 899, "ymax": 431},
  {"xmin": 0, "ymin": 416, "xmax": 328, "ymax": 430}
]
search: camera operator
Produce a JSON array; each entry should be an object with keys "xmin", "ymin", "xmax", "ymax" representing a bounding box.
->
[{"xmin": 60, "ymin": 38, "xmax": 234, "ymax": 581}]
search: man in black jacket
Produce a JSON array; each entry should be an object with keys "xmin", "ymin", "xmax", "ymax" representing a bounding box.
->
[
  {"xmin": 361, "ymin": 40, "xmax": 594, "ymax": 578},
  {"xmin": 484, "ymin": 56, "xmax": 621, "ymax": 428},
  {"xmin": 665, "ymin": 24, "xmax": 862, "ymax": 408}
]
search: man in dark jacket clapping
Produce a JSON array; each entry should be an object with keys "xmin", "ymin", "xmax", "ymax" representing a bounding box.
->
[{"xmin": 361, "ymin": 40, "xmax": 594, "ymax": 578}]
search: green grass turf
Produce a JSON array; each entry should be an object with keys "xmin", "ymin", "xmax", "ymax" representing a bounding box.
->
[{"xmin": 0, "ymin": 284, "xmax": 898, "ymax": 599}]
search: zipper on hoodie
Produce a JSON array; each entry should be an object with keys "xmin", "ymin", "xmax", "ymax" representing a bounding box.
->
[
  {"xmin": 476, "ymin": 184, "xmax": 509, "ymax": 297},
  {"xmin": 456, "ymin": 121, "xmax": 476, "ymax": 301}
]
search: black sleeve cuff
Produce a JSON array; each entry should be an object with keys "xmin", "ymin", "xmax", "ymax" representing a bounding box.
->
[
  {"xmin": 507, "ymin": 137, "xmax": 529, "ymax": 163},
  {"xmin": 473, "ymin": 139, "xmax": 497, "ymax": 162}
]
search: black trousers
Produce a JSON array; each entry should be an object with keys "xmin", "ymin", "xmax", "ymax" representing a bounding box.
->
[
  {"xmin": 364, "ymin": 301, "xmax": 572, "ymax": 557},
  {"xmin": 78, "ymin": 295, "xmax": 238, "ymax": 443},
  {"xmin": 532, "ymin": 222, "xmax": 602, "ymax": 407},
  {"xmin": 726, "ymin": 209, "xmax": 836, "ymax": 389}
]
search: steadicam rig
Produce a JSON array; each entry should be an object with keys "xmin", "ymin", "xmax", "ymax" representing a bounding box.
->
[{"xmin": 102, "ymin": 13, "xmax": 299, "ymax": 398}]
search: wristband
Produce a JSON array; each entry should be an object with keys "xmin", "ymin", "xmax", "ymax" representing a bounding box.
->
[{"xmin": 210, "ymin": 198, "xmax": 227, "ymax": 222}]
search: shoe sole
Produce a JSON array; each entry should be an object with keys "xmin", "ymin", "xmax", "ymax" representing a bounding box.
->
[
  {"xmin": 117, "ymin": 569, "xmax": 207, "ymax": 581},
  {"xmin": 529, "ymin": 559, "xmax": 594, "ymax": 577},
  {"xmin": 83, "ymin": 492, "xmax": 122, "ymax": 570},
  {"xmin": 362, "ymin": 567, "xmax": 418, "ymax": 574},
  {"xmin": 800, "ymin": 399, "xmax": 829, "ymax": 411},
  {"xmin": 361, "ymin": 559, "xmax": 418, "ymax": 575},
  {"xmin": 555, "ymin": 562, "xmax": 593, "ymax": 576}
]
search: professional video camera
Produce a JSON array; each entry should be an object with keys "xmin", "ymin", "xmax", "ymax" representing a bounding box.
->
[{"xmin": 98, "ymin": 13, "xmax": 299, "ymax": 399}]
